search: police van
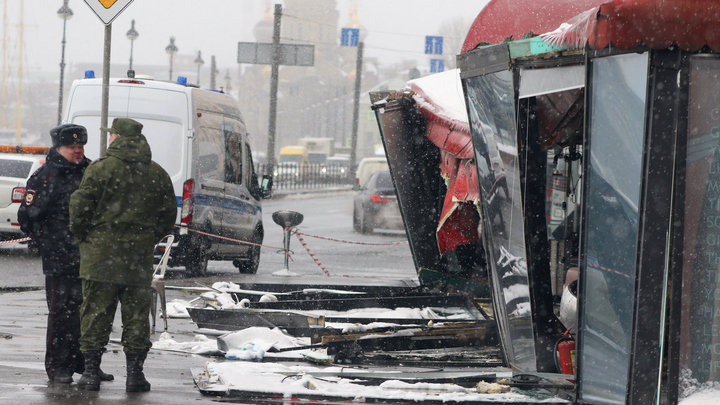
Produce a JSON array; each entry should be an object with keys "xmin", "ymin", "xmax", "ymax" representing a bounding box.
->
[{"xmin": 63, "ymin": 71, "xmax": 272, "ymax": 276}]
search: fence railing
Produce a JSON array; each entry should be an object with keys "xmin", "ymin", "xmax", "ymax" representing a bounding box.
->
[{"xmin": 255, "ymin": 163, "xmax": 354, "ymax": 191}]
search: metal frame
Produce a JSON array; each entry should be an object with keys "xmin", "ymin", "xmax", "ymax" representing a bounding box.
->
[
  {"xmin": 460, "ymin": 42, "xmax": 578, "ymax": 373},
  {"xmin": 625, "ymin": 48, "xmax": 683, "ymax": 405},
  {"xmin": 665, "ymin": 51, "xmax": 720, "ymax": 405},
  {"xmin": 575, "ymin": 48, "xmax": 655, "ymax": 404},
  {"xmin": 517, "ymin": 94, "xmax": 567, "ymax": 372}
]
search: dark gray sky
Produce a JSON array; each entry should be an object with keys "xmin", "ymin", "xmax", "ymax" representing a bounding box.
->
[{"xmin": 4, "ymin": 0, "xmax": 489, "ymax": 75}]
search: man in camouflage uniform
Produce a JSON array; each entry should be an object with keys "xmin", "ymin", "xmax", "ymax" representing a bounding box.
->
[{"xmin": 70, "ymin": 118, "xmax": 176, "ymax": 392}]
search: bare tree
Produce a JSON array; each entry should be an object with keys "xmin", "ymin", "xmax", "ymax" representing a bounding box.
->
[{"xmin": 437, "ymin": 17, "xmax": 474, "ymax": 70}]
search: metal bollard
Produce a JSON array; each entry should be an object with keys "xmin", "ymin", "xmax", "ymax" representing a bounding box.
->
[{"xmin": 271, "ymin": 210, "xmax": 304, "ymax": 274}]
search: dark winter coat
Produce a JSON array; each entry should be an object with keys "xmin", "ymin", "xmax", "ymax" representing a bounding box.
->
[
  {"xmin": 69, "ymin": 132, "xmax": 176, "ymax": 287},
  {"xmin": 18, "ymin": 148, "xmax": 90, "ymax": 275}
]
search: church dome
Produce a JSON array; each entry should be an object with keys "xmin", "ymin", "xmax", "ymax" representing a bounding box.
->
[{"xmin": 253, "ymin": 2, "xmax": 273, "ymax": 42}]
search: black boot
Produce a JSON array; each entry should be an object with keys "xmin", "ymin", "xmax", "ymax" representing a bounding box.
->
[
  {"xmin": 77, "ymin": 351, "xmax": 102, "ymax": 391},
  {"xmin": 99, "ymin": 368, "xmax": 115, "ymax": 381},
  {"xmin": 125, "ymin": 351, "xmax": 151, "ymax": 392}
]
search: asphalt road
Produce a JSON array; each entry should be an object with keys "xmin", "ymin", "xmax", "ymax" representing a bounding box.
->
[
  {"xmin": 0, "ymin": 191, "xmax": 419, "ymax": 404},
  {"xmin": 0, "ymin": 192, "xmax": 418, "ymax": 290}
]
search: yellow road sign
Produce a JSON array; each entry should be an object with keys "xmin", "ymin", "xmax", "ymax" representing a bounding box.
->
[{"xmin": 84, "ymin": 0, "xmax": 134, "ymax": 25}]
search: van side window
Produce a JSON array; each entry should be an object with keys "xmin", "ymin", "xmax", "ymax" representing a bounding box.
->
[
  {"xmin": 198, "ymin": 114, "xmax": 225, "ymax": 180},
  {"xmin": 245, "ymin": 143, "xmax": 262, "ymax": 199},
  {"xmin": 224, "ymin": 130, "xmax": 243, "ymax": 185},
  {"xmin": 244, "ymin": 142, "xmax": 254, "ymax": 187}
]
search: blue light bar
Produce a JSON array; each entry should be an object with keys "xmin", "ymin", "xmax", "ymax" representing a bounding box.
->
[
  {"xmin": 85, "ymin": 70, "xmax": 95, "ymax": 79},
  {"xmin": 177, "ymin": 76, "xmax": 187, "ymax": 85}
]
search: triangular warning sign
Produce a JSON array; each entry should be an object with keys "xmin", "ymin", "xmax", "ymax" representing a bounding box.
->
[
  {"xmin": 99, "ymin": 0, "xmax": 117, "ymax": 8},
  {"xmin": 84, "ymin": 0, "xmax": 134, "ymax": 25}
]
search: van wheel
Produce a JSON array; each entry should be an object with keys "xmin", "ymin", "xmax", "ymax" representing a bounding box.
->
[
  {"xmin": 234, "ymin": 244, "xmax": 260, "ymax": 274},
  {"xmin": 234, "ymin": 245, "xmax": 260, "ymax": 275},
  {"xmin": 186, "ymin": 249, "xmax": 208, "ymax": 277},
  {"xmin": 234, "ymin": 232, "xmax": 262, "ymax": 274},
  {"xmin": 186, "ymin": 232, "xmax": 209, "ymax": 277}
]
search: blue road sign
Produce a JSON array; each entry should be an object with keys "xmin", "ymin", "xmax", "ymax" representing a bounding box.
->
[
  {"xmin": 425, "ymin": 36, "xmax": 443, "ymax": 54},
  {"xmin": 341, "ymin": 28, "xmax": 360, "ymax": 47},
  {"xmin": 430, "ymin": 59, "xmax": 445, "ymax": 73}
]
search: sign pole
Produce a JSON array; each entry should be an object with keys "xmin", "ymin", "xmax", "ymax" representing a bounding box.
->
[
  {"xmin": 266, "ymin": 3, "xmax": 281, "ymax": 173},
  {"xmin": 84, "ymin": 0, "xmax": 135, "ymax": 156},
  {"xmin": 348, "ymin": 41, "xmax": 363, "ymax": 182},
  {"xmin": 100, "ymin": 23, "xmax": 111, "ymax": 157}
]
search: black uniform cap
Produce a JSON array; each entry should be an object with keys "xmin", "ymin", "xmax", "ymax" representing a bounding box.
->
[{"xmin": 51, "ymin": 124, "xmax": 88, "ymax": 148}]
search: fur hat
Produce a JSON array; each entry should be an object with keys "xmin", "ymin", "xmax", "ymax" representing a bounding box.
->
[
  {"xmin": 50, "ymin": 124, "xmax": 88, "ymax": 148},
  {"xmin": 100, "ymin": 118, "xmax": 143, "ymax": 137}
]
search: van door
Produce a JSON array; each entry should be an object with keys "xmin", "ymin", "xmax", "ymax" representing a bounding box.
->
[
  {"xmin": 194, "ymin": 111, "xmax": 226, "ymax": 255},
  {"xmin": 217, "ymin": 118, "xmax": 258, "ymax": 256}
]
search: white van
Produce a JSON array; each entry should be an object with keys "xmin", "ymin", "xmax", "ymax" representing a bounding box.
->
[
  {"xmin": 353, "ymin": 157, "xmax": 389, "ymax": 190},
  {"xmin": 64, "ymin": 72, "xmax": 272, "ymax": 276}
]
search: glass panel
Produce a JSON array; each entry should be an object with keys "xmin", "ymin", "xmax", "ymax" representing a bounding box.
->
[
  {"xmin": 519, "ymin": 65, "xmax": 585, "ymax": 99},
  {"xmin": 464, "ymin": 71, "xmax": 537, "ymax": 371},
  {"xmin": 72, "ymin": 116, "xmax": 183, "ymax": 179},
  {"xmin": 197, "ymin": 113, "xmax": 224, "ymax": 181},
  {"xmin": 224, "ymin": 130, "xmax": 243, "ymax": 185},
  {"xmin": 678, "ymin": 55, "xmax": 720, "ymax": 400},
  {"xmin": 578, "ymin": 52, "xmax": 648, "ymax": 404}
]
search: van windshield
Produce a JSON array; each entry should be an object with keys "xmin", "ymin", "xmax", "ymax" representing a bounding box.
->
[{"xmin": 73, "ymin": 116, "xmax": 184, "ymax": 181}]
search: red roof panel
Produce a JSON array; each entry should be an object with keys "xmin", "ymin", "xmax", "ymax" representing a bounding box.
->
[
  {"xmin": 588, "ymin": 0, "xmax": 720, "ymax": 51},
  {"xmin": 462, "ymin": 0, "xmax": 608, "ymax": 52}
]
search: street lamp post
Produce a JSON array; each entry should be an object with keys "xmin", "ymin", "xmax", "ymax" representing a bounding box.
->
[
  {"xmin": 224, "ymin": 69, "xmax": 232, "ymax": 93},
  {"xmin": 57, "ymin": 0, "xmax": 73, "ymax": 125},
  {"xmin": 126, "ymin": 19, "xmax": 138, "ymax": 72},
  {"xmin": 194, "ymin": 50, "xmax": 204, "ymax": 86},
  {"xmin": 165, "ymin": 36, "xmax": 178, "ymax": 81}
]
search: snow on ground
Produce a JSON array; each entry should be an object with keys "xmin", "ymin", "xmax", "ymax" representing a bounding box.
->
[
  {"xmin": 151, "ymin": 332, "xmax": 221, "ymax": 355},
  {"xmin": 154, "ymin": 283, "xmax": 720, "ymax": 404},
  {"xmin": 197, "ymin": 361, "xmax": 569, "ymax": 403},
  {"xmin": 680, "ymin": 390, "xmax": 720, "ymax": 405}
]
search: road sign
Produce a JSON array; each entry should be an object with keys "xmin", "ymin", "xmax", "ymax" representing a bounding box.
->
[
  {"xmin": 84, "ymin": 0, "xmax": 135, "ymax": 25},
  {"xmin": 430, "ymin": 59, "xmax": 445, "ymax": 73},
  {"xmin": 237, "ymin": 43, "xmax": 315, "ymax": 66},
  {"xmin": 425, "ymin": 36, "xmax": 443, "ymax": 55},
  {"xmin": 341, "ymin": 28, "xmax": 359, "ymax": 47}
]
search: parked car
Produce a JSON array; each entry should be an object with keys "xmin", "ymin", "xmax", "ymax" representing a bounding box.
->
[
  {"xmin": 353, "ymin": 170, "xmax": 403, "ymax": 234},
  {"xmin": 0, "ymin": 150, "xmax": 45, "ymax": 242}
]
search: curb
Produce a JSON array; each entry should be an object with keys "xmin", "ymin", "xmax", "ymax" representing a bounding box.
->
[{"xmin": 270, "ymin": 186, "xmax": 355, "ymax": 200}]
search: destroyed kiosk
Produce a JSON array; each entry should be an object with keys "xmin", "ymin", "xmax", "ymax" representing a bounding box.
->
[{"xmin": 373, "ymin": 1, "xmax": 720, "ymax": 404}]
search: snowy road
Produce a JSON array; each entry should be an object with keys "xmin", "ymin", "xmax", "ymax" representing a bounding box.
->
[{"xmin": 0, "ymin": 192, "xmax": 418, "ymax": 289}]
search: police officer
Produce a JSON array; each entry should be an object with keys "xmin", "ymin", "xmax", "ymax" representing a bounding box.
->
[{"xmin": 18, "ymin": 124, "xmax": 113, "ymax": 384}]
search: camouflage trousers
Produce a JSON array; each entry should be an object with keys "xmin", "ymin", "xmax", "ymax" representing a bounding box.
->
[{"xmin": 79, "ymin": 279, "xmax": 153, "ymax": 353}]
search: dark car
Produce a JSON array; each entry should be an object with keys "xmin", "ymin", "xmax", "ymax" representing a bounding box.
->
[{"xmin": 352, "ymin": 170, "xmax": 403, "ymax": 234}]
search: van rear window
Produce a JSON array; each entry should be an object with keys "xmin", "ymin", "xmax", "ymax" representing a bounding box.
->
[
  {"xmin": 73, "ymin": 116, "xmax": 184, "ymax": 179},
  {"xmin": 0, "ymin": 159, "xmax": 33, "ymax": 179}
]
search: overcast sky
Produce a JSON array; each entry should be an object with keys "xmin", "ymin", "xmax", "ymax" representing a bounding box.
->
[{"xmin": 3, "ymin": 0, "xmax": 489, "ymax": 77}]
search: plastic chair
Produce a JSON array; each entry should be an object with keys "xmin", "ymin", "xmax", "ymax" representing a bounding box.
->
[{"xmin": 151, "ymin": 234, "xmax": 175, "ymax": 333}]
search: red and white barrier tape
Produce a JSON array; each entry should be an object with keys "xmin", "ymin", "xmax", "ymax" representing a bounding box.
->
[
  {"xmin": 0, "ymin": 236, "xmax": 31, "ymax": 245},
  {"xmin": 292, "ymin": 230, "xmax": 331, "ymax": 277},
  {"xmin": 170, "ymin": 226, "xmax": 408, "ymax": 279},
  {"xmin": 174, "ymin": 225, "xmax": 284, "ymax": 251},
  {"xmin": 292, "ymin": 230, "xmax": 409, "ymax": 246}
]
